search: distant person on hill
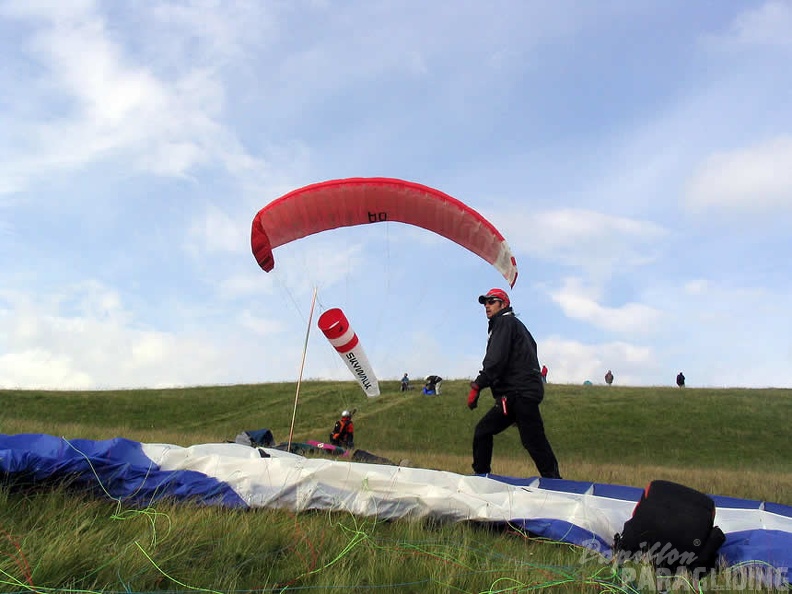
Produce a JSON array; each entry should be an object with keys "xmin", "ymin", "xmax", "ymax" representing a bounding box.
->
[
  {"xmin": 329, "ymin": 410, "xmax": 354, "ymax": 449},
  {"xmin": 466, "ymin": 288, "xmax": 561, "ymax": 479},
  {"xmin": 541, "ymin": 365, "xmax": 548, "ymax": 384},
  {"xmin": 676, "ymin": 372, "xmax": 686, "ymax": 388},
  {"xmin": 400, "ymin": 373, "xmax": 410, "ymax": 392},
  {"xmin": 605, "ymin": 370, "xmax": 614, "ymax": 386}
]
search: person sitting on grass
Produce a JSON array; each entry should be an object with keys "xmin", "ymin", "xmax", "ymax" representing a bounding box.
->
[{"xmin": 329, "ymin": 410, "xmax": 354, "ymax": 449}]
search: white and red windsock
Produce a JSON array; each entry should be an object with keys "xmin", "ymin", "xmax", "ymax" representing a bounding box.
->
[{"xmin": 317, "ymin": 308, "xmax": 380, "ymax": 397}]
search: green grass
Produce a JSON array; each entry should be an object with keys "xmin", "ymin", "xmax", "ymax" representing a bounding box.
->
[{"xmin": 1, "ymin": 381, "xmax": 791, "ymax": 592}]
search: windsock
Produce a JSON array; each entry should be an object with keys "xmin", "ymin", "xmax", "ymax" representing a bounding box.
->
[{"xmin": 317, "ymin": 308, "xmax": 380, "ymax": 397}]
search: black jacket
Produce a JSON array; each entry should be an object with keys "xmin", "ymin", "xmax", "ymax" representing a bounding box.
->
[{"xmin": 474, "ymin": 307, "xmax": 544, "ymax": 401}]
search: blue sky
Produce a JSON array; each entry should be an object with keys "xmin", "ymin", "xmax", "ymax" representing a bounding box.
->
[{"xmin": 1, "ymin": 0, "xmax": 790, "ymax": 390}]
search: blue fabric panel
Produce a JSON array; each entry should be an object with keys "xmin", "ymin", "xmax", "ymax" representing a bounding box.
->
[
  {"xmin": 489, "ymin": 475, "xmax": 645, "ymax": 502},
  {"xmin": 536, "ymin": 477, "xmax": 593, "ymax": 493},
  {"xmin": 712, "ymin": 494, "xmax": 763, "ymax": 509},
  {"xmin": 591, "ymin": 482, "xmax": 643, "ymax": 501},
  {"xmin": 510, "ymin": 517, "xmax": 611, "ymax": 557},
  {"xmin": 484, "ymin": 473, "xmax": 538, "ymax": 487},
  {"xmin": 244, "ymin": 428, "xmax": 275, "ymax": 447},
  {"xmin": 0, "ymin": 433, "xmax": 246, "ymax": 508},
  {"xmin": 721, "ymin": 529, "xmax": 792, "ymax": 581},
  {"xmin": 764, "ymin": 502, "xmax": 792, "ymax": 518},
  {"xmin": 487, "ymin": 474, "xmax": 597, "ymax": 495}
]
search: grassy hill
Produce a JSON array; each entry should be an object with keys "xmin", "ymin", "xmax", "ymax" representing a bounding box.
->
[
  {"xmin": 1, "ymin": 382, "xmax": 790, "ymax": 592},
  {"xmin": 3, "ymin": 381, "xmax": 790, "ymax": 498}
]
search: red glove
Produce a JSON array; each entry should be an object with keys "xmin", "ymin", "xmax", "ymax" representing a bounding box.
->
[{"xmin": 467, "ymin": 383, "xmax": 480, "ymax": 410}]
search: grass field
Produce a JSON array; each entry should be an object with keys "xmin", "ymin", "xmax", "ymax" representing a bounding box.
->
[{"xmin": 1, "ymin": 381, "xmax": 790, "ymax": 592}]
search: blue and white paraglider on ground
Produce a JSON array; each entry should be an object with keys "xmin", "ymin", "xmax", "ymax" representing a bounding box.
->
[{"xmin": 1, "ymin": 433, "xmax": 790, "ymax": 586}]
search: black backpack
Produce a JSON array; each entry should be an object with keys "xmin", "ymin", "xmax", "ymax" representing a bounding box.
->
[{"xmin": 614, "ymin": 480, "xmax": 726, "ymax": 573}]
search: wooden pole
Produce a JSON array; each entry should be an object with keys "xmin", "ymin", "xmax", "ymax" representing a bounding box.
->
[{"xmin": 287, "ymin": 286, "xmax": 318, "ymax": 451}]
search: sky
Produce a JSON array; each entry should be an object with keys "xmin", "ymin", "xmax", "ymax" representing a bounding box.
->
[{"xmin": 1, "ymin": 0, "xmax": 791, "ymax": 391}]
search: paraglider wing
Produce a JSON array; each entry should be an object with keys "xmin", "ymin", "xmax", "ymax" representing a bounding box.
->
[
  {"xmin": 317, "ymin": 307, "xmax": 380, "ymax": 397},
  {"xmin": 3, "ymin": 433, "xmax": 792, "ymax": 579},
  {"xmin": 251, "ymin": 177, "xmax": 518, "ymax": 287}
]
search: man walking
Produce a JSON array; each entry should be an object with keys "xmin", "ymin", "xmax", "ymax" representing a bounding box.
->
[{"xmin": 467, "ymin": 288, "xmax": 561, "ymax": 479}]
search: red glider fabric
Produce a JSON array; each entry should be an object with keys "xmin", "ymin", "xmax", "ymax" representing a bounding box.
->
[{"xmin": 251, "ymin": 177, "xmax": 518, "ymax": 287}]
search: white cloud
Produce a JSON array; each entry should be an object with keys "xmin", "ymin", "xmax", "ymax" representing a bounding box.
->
[
  {"xmin": 685, "ymin": 136, "xmax": 792, "ymax": 216},
  {"xmin": 0, "ymin": 0, "xmax": 93, "ymax": 21},
  {"xmin": 0, "ymin": 349, "xmax": 94, "ymax": 390},
  {"xmin": 0, "ymin": 1, "xmax": 265, "ymax": 195},
  {"xmin": 0, "ymin": 283, "xmax": 228, "ymax": 389},
  {"xmin": 187, "ymin": 204, "xmax": 249, "ymax": 256},
  {"xmin": 237, "ymin": 310, "xmax": 286, "ymax": 336},
  {"xmin": 493, "ymin": 208, "xmax": 666, "ymax": 279},
  {"xmin": 540, "ymin": 337, "xmax": 654, "ymax": 386},
  {"xmin": 683, "ymin": 279, "xmax": 710, "ymax": 296},
  {"xmin": 148, "ymin": 0, "xmax": 272, "ymax": 63},
  {"xmin": 549, "ymin": 277, "xmax": 663, "ymax": 334},
  {"xmin": 638, "ymin": 277, "xmax": 792, "ymax": 387},
  {"xmin": 730, "ymin": 0, "xmax": 792, "ymax": 47},
  {"xmin": 217, "ymin": 275, "xmax": 268, "ymax": 300},
  {"xmin": 266, "ymin": 236, "xmax": 370, "ymax": 295}
]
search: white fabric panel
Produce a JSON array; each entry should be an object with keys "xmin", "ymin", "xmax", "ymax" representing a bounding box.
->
[{"xmin": 142, "ymin": 442, "xmax": 633, "ymax": 542}]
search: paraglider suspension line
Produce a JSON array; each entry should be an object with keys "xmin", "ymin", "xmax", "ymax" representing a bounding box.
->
[{"xmin": 287, "ymin": 286, "xmax": 318, "ymax": 450}]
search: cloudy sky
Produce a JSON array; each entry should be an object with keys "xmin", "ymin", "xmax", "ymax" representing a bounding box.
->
[{"xmin": 1, "ymin": 0, "xmax": 790, "ymax": 391}]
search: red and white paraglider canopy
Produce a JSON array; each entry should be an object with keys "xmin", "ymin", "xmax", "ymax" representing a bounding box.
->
[{"xmin": 251, "ymin": 177, "xmax": 518, "ymax": 287}]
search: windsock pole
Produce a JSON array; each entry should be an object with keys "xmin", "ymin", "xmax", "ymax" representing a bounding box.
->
[{"xmin": 287, "ymin": 286, "xmax": 318, "ymax": 451}]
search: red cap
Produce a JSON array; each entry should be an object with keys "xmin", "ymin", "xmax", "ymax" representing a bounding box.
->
[{"xmin": 478, "ymin": 288, "xmax": 510, "ymax": 307}]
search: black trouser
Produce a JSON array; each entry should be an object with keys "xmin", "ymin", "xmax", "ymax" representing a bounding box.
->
[{"xmin": 472, "ymin": 395, "xmax": 561, "ymax": 478}]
